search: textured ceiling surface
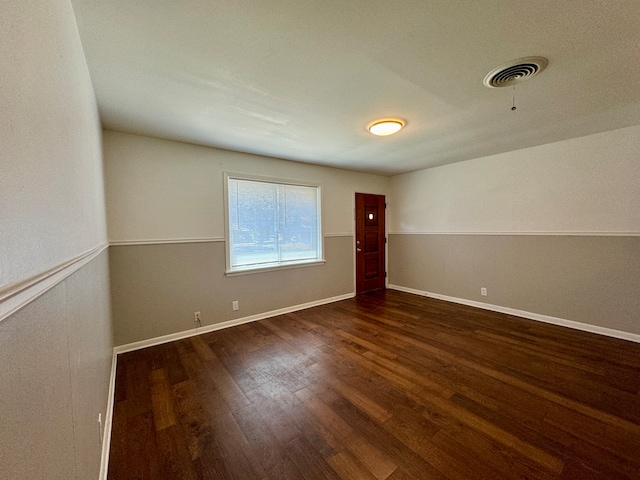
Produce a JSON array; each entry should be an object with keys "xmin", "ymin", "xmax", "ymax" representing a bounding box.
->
[{"xmin": 71, "ymin": 0, "xmax": 640, "ymax": 175}]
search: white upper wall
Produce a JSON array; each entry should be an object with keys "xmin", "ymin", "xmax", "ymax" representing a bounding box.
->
[
  {"xmin": 390, "ymin": 125, "xmax": 640, "ymax": 234},
  {"xmin": 103, "ymin": 130, "xmax": 389, "ymax": 242},
  {"xmin": 0, "ymin": 0, "xmax": 106, "ymax": 288}
]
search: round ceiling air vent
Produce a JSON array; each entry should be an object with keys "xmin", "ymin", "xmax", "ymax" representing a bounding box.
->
[{"xmin": 483, "ymin": 56, "xmax": 548, "ymax": 88}]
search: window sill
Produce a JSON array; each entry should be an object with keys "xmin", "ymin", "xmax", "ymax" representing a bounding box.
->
[{"xmin": 225, "ymin": 259, "xmax": 326, "ymax": 277}]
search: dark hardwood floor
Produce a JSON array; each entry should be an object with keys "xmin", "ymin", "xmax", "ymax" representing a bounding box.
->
[{"xmin": 108, "ymin": 290, "xmax": 640, "ymax": 479}]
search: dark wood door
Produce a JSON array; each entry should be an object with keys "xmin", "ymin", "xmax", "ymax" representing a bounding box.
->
[{"xmin": 355, "ymin": 193, "xmax": 386, "ymax": 294}]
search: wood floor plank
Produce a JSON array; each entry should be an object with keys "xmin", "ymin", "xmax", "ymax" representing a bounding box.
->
[
  {"xmin": 119, "ymin": 411, "xmax": 162, "ymax": 480},
  {"xmin": 328, "ymin": 396, "xmax": 450, "ymax": 480},
  {"xmin": 434, "ymin": 328, "xmax": 640, "ymax": 422},
  {"xmin": 328, "ymin": 450, "xmax": 378, "ymax": 480},
  {"xmin": 431, "ymin": 422, "xmax": 558, "ymax": 480},
  {"xmin": 106, "ymin": 400, "xmax": 129, "ymax": 479},
  {"xmin": 283, "ymin": 436, "xmax": 342, "ymax": 480},
  {"xmin": 261, "ymin": 318, "xmax": 295, "ymax": 341},
  {"xmin": 232, "ymin": 401, "xmax": 296, "ymax": 474},
  {"xmin": 334, "ymin": 328, "xmax": 399, "ymax": 360},
  {"xmin": 190, "ymin": 335, "xmax": 251, "ymax": 412},
  {"xmin": 543, "ymin": 401, "xmax": 640, "ymax": 464},
  {"xmin": 172, "ymin": 379, "xmax": 212, "ymax": 461},
  {"xmin": 308, "ymin": 363, "xmax": 393, "ymax": 423},
  {"xmin": 242, "ymin": 389, "xmax": 303, "ymax": 446},
  {"xmin": 475, "ymin": 329, "xmax": 639, "ymax": 388},
  {"xmin": 150, "ymin": 368, "xmax": 177, "ymax": 431},
  {"xmin": 156, "ymin": 425, "xmax": 198, "ymax": 480},
  {"xmin": 201, "ymin": 409, "xmax": 268, "ymax": 480},
  {"xmin": 372, "ymin": 316, "xmax": 640, "ymax": 432},
  {"xmin": 344, "ymin": 434, "xmax": 398, "ymax": 480},
  {"xmin": 108, "ymin": 290, "xmax": 640, "ymax": 479},
  {"xmin": 295, "ymin": 387, "xmax": 354, "ymax": 444}
]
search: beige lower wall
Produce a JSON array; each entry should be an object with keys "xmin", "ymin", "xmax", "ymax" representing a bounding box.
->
[
  {"xmin": 109, "ymin": 236, "xmax": 354, "ymax": 346},
  {"xmin": 0, "ymin": 250, "xmax": 113, "ymax": 480},
  {"xmin": 388, "ymin": 234, "xmax": 640, "ymax": 336}
]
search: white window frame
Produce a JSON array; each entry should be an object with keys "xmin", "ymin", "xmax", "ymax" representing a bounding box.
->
[{"xmin": 224, "ymin": 172, "xmax": 325, "ymax": 276}]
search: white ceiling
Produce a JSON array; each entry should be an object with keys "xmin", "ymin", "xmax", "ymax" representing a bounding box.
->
[{"xmin": 71, "ymin": 0, "xmax": 640, "ymax": 175}]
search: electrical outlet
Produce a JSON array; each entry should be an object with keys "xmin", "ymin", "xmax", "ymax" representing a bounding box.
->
[
  {"xmin": 194, "ymin": 311, "xmax": 201, "ymax": 322},
  {"xmin": 232, "ymin": 300, "xmax": 239, "ymax": 311},
  {"xmin": 481, "ymin": 287, "xmax": 487, "ymax": 296}
]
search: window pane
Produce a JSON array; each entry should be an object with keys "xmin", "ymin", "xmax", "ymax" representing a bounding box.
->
[
  {"xmin": 230, "ymin": 179, "xmax": 278, "ymax": 267},
  {"xmin": 228, "ymin": 177, "xmax": 321, "ymax": 271},
  {"xmin": 279, "ymin": 185, "xmax": 318, "ymax": 261}
]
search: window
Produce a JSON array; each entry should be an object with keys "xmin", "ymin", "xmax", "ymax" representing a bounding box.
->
[{"xmin": 225, "ymin": 174, "xmax": 323, "ymax": 274}]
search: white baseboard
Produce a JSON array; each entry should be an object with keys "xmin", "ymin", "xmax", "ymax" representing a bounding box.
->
[
  {"xmin": 388, "ymin": 284, "xmax": 640, "ymax": 344},
  {"xmin": 99, "ymin": 350, "xmax": 118, "ymax": 480},
  {"xmin": 113, "ymin": 292, "xmax": 355, "ymax": 354}
]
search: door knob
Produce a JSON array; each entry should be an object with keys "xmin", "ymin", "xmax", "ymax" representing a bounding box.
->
[{"xmin": 357, "ymin": 248, "xmax": 362, "ymax": 252}]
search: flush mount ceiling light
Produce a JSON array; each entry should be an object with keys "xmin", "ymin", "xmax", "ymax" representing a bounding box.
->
[
  {"xmin": 483, "ymin": 56, "xmax": 548, "ymax": 88},
  {"xmin": 367, "ymin": 118, "xmax": 406, "ymax": 136}
]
